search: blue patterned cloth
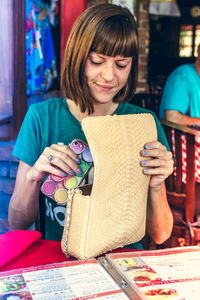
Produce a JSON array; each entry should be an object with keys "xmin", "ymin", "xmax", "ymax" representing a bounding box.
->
[{"xmin": 26, "ymin": 0, "xmax": 57, "ymax": 96}]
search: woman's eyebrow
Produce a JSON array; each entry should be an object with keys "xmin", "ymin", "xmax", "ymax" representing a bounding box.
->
[
  {"xmin": 91, "ymin": 53, "xmax": 104, "ymax": 59},
  {"xmin": 116, "ymin": 58, "xmax": 132, "ymax": 62},
  {"xmin": 90, "ymin": 53, "xmax": 131, "ymax": 61}
]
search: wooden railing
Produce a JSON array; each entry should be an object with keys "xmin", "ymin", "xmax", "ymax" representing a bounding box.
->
[{"xmin": 160, "ymin": 119, "xmax": 200, "ymax": 247}]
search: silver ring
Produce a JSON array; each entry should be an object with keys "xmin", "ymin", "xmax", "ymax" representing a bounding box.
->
[{"xmin": 48, "ymin": 155, "xmax": 53, "ymax": 164}]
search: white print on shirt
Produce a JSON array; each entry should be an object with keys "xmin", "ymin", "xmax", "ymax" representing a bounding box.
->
[{"xmin": 45, "ymin": 198, "xmax": 65, "ymax": 227}]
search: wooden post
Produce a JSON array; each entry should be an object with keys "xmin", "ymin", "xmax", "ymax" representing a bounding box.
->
[{"xmin": 12, "ymin": 0, "xmax": 27, "ymax": 139}]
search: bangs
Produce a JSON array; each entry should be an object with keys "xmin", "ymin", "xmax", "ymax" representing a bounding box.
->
[{"xmin": 91, "ymin": 15, "xmax": 137, "ymax": 58}]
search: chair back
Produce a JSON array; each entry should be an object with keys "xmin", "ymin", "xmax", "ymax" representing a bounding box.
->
[
  {"xmin": 160, "ymin": 119, "xmax": 200, "ymax": 246},
  {"xmin": 131, "ymin": 93, "xmax": 161, "ymax": 117}
]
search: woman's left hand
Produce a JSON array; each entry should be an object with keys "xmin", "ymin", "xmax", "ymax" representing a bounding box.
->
[{"xmin": 140, "ymin": 141, "xmax": 174, "ymax": 188}]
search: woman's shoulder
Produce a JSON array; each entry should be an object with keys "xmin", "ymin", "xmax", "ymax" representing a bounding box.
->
[
  {"xmin": 170, "ymin": 63, "xmax": 195, "ymax": 78},
  {"xmin": 28, "ymin": 98, "xmax": 66, "ymax": 113},
  {"xmin": 118, "ymin": 102, "xmax": 156, "ymax": 116}
]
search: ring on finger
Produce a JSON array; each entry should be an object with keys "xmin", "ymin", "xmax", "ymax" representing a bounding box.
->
[{"xmin": 48, "ymin": 155, "xmax": 54, "ymax": 164}]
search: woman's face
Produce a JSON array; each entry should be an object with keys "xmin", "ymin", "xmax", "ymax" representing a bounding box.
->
[{"xmin": 85, "ymin": 52, "xmax": 132, "ymax": 105}]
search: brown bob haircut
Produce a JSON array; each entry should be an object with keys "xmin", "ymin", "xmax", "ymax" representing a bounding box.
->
[{"xmin": 61, "ymin": 3, "xmax": 138, "ymax": 113}]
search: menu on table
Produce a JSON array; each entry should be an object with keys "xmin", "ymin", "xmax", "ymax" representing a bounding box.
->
[
  {"xmin": 101, "ymin": 246, "xmax": 200, "ymax": 299},
  {"xmin": 1, "ymin": 246, "xmax": 200, "ymax": 299},
  {"xmin": 0, "ymin": 259, "xmax": 129, "ymax": 299}
]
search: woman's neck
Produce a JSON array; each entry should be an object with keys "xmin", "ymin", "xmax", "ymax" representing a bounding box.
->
[{"xmin": 66, "ymin": 99, "xmax": 119, "ymax": 122}]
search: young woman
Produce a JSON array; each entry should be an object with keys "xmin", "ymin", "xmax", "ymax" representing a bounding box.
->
[{"xmin": 9, "ymin": 3, "xmax": 173, "ymax": 248}]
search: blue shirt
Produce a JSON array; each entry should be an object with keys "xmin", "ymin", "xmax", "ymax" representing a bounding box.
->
[
  {"xmin": 159, "ymin": 64, "xmax": 200, "ymax": 119},
  {"xmin": 13, "ymin": 98, "xmax": 169, "ymax": 247}
]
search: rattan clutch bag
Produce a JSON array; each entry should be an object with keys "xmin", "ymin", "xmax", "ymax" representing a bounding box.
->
[{"xmin": 61, "ymin": 114, "xmax": 157, "ymax": 259}]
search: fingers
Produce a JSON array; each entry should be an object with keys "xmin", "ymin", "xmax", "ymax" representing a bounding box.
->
[
  {"xmin": 50, "ymin": 143, "xmax": 78, "ymax": 161},
  {"xmin": 30, "ymin": 144, "xmax": 83, "ymax": 182},
  {"xmin": 140, "ymin": 141, "xmax": 174, "ymax": 178},
  {"xmin": 43, "ymin": 144, "xmax": 82, "ymax": 175},
  {"xmin": 141, "ymin": 141, "xmax": 169, "ymax": 158},
  {"xmin": 141, "ymin": 141, "xmax": 172, "ymax": 162}
]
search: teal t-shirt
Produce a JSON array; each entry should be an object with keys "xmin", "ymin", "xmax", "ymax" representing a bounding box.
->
[
  {"xmin": 13, "ymin": 98, "xmax": 169, "ymax": 249},
  {"xmin": 159, "ymin": 64, "xmax": 200, "ymax": 119}
]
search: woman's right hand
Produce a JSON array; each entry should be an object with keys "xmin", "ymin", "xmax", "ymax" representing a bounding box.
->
[{"xmin": 27, "ymin": 143, "xmax": 82, "ymax": 182}]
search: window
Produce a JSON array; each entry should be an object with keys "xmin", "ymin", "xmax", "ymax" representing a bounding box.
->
[
  {"xmin": 0, "ymin": 1, "xmax": 13, "ymax": 124},
  {"xmin": 179, "ymin": 24, "xmax": 200, "ymax": 57},
  {"xmin": 194, "ymin": 24, "xmax": 200, "ymax": 55},
  {"xmin": 0, "ymin": 0, "xmax": 26, "ymax": 140}
]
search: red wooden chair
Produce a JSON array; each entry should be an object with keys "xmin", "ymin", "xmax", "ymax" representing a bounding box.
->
[
  {"xmin": 130, "ymin": 93, "xmax": 161, "ymax": 117},
  {"xmin": 160, "ymin": 119, "xmax": 200, "ymax": 247}
]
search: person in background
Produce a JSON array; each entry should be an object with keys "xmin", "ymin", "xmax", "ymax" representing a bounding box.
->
[
  {"xmin": 159, "ymin": 44, "xmax": 200, "ymax": 125},
  {"xmin": 159, "ymin": 44, "xmax": 200, "ymax": 221},
  {"xmin": 8, "ymin": 3, "xmax": 173, "ymax": 249}
]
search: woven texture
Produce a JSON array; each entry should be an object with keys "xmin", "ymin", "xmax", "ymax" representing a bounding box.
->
[{"xmin": 61, "ymin": 114, "xmax": 157, "ymax": 259}]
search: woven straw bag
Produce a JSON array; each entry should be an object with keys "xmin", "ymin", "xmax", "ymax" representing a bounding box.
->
[{"xmin": 61, "ymin": 114, "xmax": 157, "ymax": 259}]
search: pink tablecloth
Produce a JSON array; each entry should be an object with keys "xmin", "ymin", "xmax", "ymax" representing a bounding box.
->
[{"xmin": 0, "ymin": 230, "xmax": 135, "ymax": 272}]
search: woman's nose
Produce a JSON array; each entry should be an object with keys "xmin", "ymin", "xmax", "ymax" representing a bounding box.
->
[{"xmin": 101, "ymin": 63, "xmax": 115, "ymax": 81}]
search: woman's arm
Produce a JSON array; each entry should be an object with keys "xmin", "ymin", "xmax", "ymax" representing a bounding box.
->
[
  {"xmin": 165, "ymin": 110, "xmax": 200, "ymax": 125},
  {"xmin": 8, "ymin": 161, "xmax": 41, "ymax": 229},
  {"xmin": 146, "ymin": 182, "xmax": 173, "ymax": 244},
  {"xmin": 141, "ymin": 141, "xmax": 174, "ymax": 244},
  {"xmin": 9, "ymin": 144, "xmax": 81, "ymax": 229}
]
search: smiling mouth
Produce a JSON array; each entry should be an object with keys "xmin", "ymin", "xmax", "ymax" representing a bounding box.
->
[{"xmin": 95, "ymin": 83, "xmax": 114, "ymax": 91}]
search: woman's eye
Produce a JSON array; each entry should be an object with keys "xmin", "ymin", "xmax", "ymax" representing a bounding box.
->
[
  {"xmin": 91, "ymin": 60, "xmax": 102, "ymax": 65},
  {"xmin": 116, "ymin": 64, "xmax": 127, "ymax": 69}
]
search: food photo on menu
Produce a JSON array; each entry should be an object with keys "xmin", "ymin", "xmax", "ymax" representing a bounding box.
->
[
  {"xmin": 0, "ymin": 273, "xmax": 32, "ymax": 300},
  {"xmin": 141, "ymin": 286, "xmax": 179, "ymax": 300},
  {"xmin": 103, "ymin": 246, "xmax": 200, "ymax": 300}
]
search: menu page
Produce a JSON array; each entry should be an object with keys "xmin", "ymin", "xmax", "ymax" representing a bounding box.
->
[
  {"xmin": 0, "ymin": 259, "xmax": 129, "ymax": 299},
  {"xmin": 105, "ymin": 246, "xmax": 200, "ymax": 300}
]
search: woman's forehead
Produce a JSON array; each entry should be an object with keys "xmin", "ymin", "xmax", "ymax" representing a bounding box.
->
[{"xmin": 89, "ymin": 52, "xmax": 132, "ymax": 60}]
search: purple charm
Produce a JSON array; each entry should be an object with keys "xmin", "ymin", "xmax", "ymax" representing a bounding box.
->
[
  {"xmin": 83, "ymin": 147, "xmax": 93, "ymax": 162},
  {"xmin": 70, "ymin": 139, "xmax": 84, "ymax": 154}
]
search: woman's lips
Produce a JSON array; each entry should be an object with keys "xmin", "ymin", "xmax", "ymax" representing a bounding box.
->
[{"xmin": 95, "ymin": 83, "xmax": 114, "ymax": 91}]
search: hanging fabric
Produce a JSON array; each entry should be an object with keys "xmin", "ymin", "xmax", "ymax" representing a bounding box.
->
[
  {"xmin": 60, "ymin": 0, "xmax": 87, "ymax": 69},
  {"xmin": 49, "ymin": 0, "xmax": 60, "ymax": 27},
  {"xmin": 149, "ymin": 0, "xmax": 181, "ymax": 17},
  {"xmin": 26, "ymin": 0, "xmax": 57, "ymax": 97}
]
